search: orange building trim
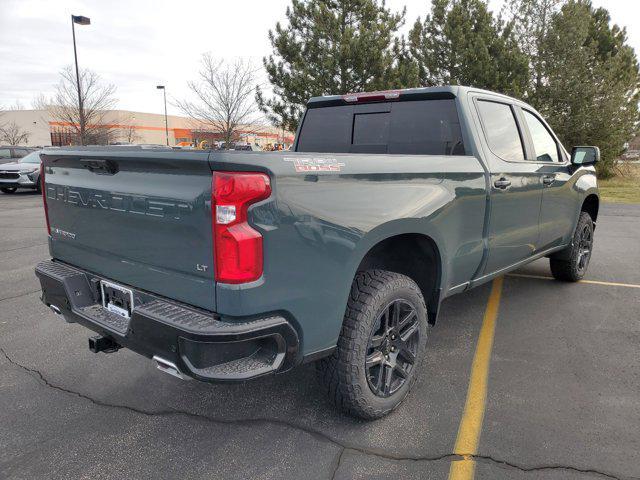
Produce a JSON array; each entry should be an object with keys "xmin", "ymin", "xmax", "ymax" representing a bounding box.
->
[
  {"xmin": 173, "ymin": 128, "xmax": 192, "ymax": 139},
  {"xmin": 48, "ymin": 121, "xmax": 294, "ymax": 143},
  {"xmin": 49, "ymin": 121, "xmax": 180, "ymax": 132}
]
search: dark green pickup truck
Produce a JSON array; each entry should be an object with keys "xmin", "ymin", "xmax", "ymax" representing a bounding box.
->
[{"xmin": 35, "ymin": 86, "xmax": 599, "ymax": 418}]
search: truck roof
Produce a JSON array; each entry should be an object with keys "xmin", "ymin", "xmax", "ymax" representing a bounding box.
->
[{"xmin": 307, "ymin": 85, "xmax": 522, "ymax": 108}]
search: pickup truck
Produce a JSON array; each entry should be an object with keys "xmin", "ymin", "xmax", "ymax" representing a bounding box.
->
[{"xmin": 35, "ymin": 86, "xmax": 600, "ymax": 419}]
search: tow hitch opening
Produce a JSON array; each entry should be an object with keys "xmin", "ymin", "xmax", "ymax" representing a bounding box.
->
[{"xmin": 88, "ymin": 335, "xmax": 121, "ymax": 354}]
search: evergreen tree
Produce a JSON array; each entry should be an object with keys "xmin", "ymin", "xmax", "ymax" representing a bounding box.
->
[
  {"xmin": 408, "ymin": 0, "xmax": 529, "ymax": 97},
  {"xmin": 257, "ymin": 0, "xmax": 410, "ymax": 132},
  {"xmin": 535, "ymin": 1, "xmax": 640, "ymax": 177},
  {"xmin": 502, "ymin": 0, "xmax": 564, "ymax": 97}
]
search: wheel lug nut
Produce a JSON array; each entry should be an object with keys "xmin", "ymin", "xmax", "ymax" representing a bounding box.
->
[{"xmin": 391, "ymin": 346, "xmax": 395, "ymax": 352}]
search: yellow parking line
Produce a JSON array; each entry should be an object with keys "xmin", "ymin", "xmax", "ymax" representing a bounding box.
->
[
  {"xmin": 507, "ymin": 273, "xmax": 640, "ymax": 289},
  {"xmin": 448, "ymin": 276, "xmax": 504, "ymax": 480}
]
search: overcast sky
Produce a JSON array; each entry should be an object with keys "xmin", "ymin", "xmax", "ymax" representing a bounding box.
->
[{"xmin": 1, "ymin": 0, "xmax": 638, "ymax": 116}]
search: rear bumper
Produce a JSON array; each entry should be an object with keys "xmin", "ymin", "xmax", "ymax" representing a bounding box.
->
[{"xmin": 35, "ymin": 260, "xmax": 299, "ymax": 382}]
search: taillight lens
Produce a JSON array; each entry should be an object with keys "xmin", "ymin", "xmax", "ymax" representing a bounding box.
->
[
  {"xmin": 212, "ymin": 172, "xmax": 271, "ymax": 284},
  {"xmin": 41, "ymin": 162, "xmax": 50, "ymax": 235}
]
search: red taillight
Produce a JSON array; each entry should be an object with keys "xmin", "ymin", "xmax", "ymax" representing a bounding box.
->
[
  {"xmin": 41, "ymin": 162, "xmax": 50, "ymax": 235},
  {"xmin": 212, "ymin": 172, "xmax": 271, "ymax": 284}
]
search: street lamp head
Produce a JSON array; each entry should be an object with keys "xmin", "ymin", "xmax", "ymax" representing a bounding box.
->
[
  {"xmin": 156, "ymin": 85, "xmax": 165, "ymax": 90},
  {"xmin": 72, "ymin": 15, "xmax": 91, "ymax": 25}
]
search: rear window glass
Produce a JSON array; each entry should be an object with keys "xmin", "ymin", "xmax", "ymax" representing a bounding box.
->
[
  {"xmin": 353, "ymin": 113, "xmax": 390, "ymax": 152},
  {"xmin": 20, "ymin": 151, "xmax": 41, "ymax": 164},
  {"xmin": 296, "ymin": 105, "xmax": 352, "ymax": 153},
  {"xmin": 296, "ymin": 99, "xmax": 466, "ymax": 155},
  {"xmin": 13, "ymin": 149, "xmax": 29, "ymax": 158}
]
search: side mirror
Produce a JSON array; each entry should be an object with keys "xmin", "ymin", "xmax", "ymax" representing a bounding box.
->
[{"xmin": 571, "ymin": 146, "xmax": 600, "ymax": 165}]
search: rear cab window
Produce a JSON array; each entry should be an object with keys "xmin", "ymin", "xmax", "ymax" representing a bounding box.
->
[
  {"xmin": 296, "ymin": 99, "xmax": 466, "ymax": 155},
  {"xmin": 0, "ymin": 149, "xmax": 11, "ymax": 159}
]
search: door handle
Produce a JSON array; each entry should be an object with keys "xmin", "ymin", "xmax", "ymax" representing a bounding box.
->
[
  {"xmin": 542, "ymin": 174, "xmax": 556, "ymax": 186},
  {"xmin": 493, "ymin": 178, "xmax": 511, "ymax": 189}
]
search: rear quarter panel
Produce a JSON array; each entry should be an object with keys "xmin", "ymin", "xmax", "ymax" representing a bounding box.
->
[{"xmin": 211, "ymin": 151, "xmax": 487, "ymax": 356}]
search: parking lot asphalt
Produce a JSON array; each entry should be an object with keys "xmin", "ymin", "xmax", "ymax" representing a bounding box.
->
[{"xmin": 0, "ymin": 191, "xmax": 638, "ymax": 480}]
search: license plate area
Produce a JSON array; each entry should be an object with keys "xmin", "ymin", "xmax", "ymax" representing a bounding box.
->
[{"xmin": 100, "ymin": 281, "xmax": 134, "ymax": 320}]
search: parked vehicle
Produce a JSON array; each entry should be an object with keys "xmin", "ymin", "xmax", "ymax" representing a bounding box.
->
[
  {"xmin": 0, "ymin": 146, "xmax": 35, "ymax": 165},
  {"xmin": 234, "ymin": 144, "xmax": 262, "ymax": 151},
  {"xmin": 0, "ymin": 150, "xmax": 42, "ymax": 193},
  {"xmin": 35, "ymin": 86, "xmax": 599, "ymax": 418}
]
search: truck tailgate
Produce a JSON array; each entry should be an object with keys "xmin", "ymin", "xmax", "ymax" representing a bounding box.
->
[{"xmin": 41, "ymin": 149, "xmax": 216, "ymax": 311}]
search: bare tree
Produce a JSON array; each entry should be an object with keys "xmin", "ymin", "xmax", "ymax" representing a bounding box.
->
[
  {"xmin": 38, "ymin": 66, "xmax": 118, "ymax": 145},
  {"xmin": 177, "ymin": 54, "xmax": 263, "ymax": 148},
  {"xmin": 9, "ymin": 100, "xmax": 25, "ymax": 111},
  {"xmin": 0, "ymin": 101, "xmax": 33, "ymax": 145},
  {"xmin": 0, "ymin": 121, "xmax": 30, "ymax": 145},
  {"xmin": 120, "ymin": 124, "xmax": 141, "ymax": 144},
  {"xmin": 119, "ymin": 116, "xmax": 142, "ymax": 144}
]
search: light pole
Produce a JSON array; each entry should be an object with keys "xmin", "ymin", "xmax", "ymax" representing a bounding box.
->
[
  {"xmin": 71, "ymin": 15, "xmax": 90, "ymax": 145},
  {"xmin": 156, "ymin": 85, "xmax": 169, "ymax": 146}
]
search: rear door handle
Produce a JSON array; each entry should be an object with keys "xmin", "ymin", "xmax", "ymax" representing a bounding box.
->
[
  {"xmin": 493, "ymin": 178, "xmax": 511, "ymax": 189},
  {"xmin": 542, "ymin": 174, "xmax": 556, "ymax": 186}
]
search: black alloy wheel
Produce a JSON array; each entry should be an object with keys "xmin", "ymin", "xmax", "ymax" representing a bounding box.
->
[
  {"xmin": 366, "ymin": 299, "xmax": 420, "ymax": 398},
  {"xmin": 550, "ymin": 211, "xmax": 595, "ymax": 282},
  {"xmin": 576, "ymin": 223, "xmax": 593, "ymax": 275}
]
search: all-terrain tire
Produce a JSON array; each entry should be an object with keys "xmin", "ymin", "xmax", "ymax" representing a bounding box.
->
[
  {"xmin": 317, "ymin": 269, "xmax": 428, "ymax": 419},
  {"xmin": 550, "ymin": 211, "xmax": 594, "ymax": 282}
]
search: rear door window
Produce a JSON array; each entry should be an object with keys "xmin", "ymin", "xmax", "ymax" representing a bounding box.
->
[
  {"xmin": 296, "ymin": 99, "xmax": 465, "ymax": 155},
  {"xmin": 477, "ymin": 100, "xmax": 525, "ymax": 162},
  {"xmin": 522, "ymin": 110, "xmax": 559, "ymax": 162}
]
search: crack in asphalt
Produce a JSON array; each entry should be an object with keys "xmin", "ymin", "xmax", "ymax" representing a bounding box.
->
[
  {"xmin": 0, "ymin": 289, "xmax": 41, "ymax": 303},
  {"xmin": 0, "ymin": 345, "xmax": 636, "ymax": 480},
  {"xmin": 329, "ymin": 447, "xmax": 346, "ymax": 480},
  {"xmin": 1, "ymin": 242, "xmax": 47, "ymax": 253},
  {"xmin": 469, "ymin": 454, "xmax": 637, "ymax": 479},
  {"xmin": 4, "ymin": 226, "xmax": 48, "ymax": 229}
]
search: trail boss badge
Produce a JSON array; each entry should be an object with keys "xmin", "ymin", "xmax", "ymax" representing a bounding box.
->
[{"xmin": 284, "ymin": 157, "xmax": 345, "ymax": 173}]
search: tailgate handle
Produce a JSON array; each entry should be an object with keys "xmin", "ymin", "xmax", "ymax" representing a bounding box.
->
[
  {"xmin": 542, "ymin": 174, "xmax": 556, "ymax": 186},
  {"xmin": 80, "ymin": 159, "xmax": 118, "ymax": 175},
  {"xmin": 493, "ymin": 178, "xmax": 512, "ymax": 189}
]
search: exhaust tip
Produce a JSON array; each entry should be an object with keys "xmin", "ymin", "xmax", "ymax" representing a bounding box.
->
[
  {"xmin": 49, "ymin": 304, "xmax": 62, "ymax": 315},
  {"xmin": 153, "ymin": 356, "xmax": 190, "ymax": 381}
]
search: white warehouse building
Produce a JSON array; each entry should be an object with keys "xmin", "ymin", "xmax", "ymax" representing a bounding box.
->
[{"xmin": 1, "ymin": 109, "xmax": 293, "ymax": 148}]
